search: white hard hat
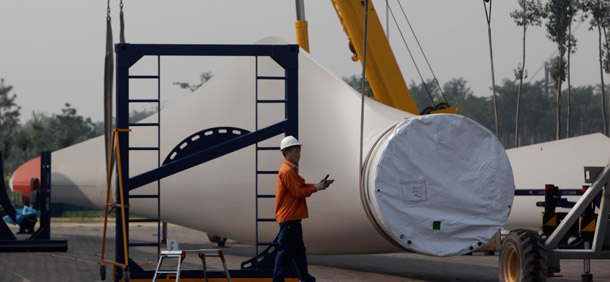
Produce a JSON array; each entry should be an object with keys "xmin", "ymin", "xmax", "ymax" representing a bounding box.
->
[{"xmin": 280, "ymin": 136, "xmax": 301, "ymax": 151}]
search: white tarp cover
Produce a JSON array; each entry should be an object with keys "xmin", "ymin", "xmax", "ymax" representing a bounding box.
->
[{"xmin": 375, "ymin": 114, "xmax": 514, "ymax": 256}]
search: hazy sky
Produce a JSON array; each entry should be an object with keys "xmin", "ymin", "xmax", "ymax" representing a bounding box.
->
[{"xmin": 0, "ymin": 0, "xmax": 604, "ymax": 123}]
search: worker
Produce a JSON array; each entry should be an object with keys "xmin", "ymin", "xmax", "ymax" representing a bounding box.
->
[{"xmin": 273, "ymin": 136, "xmax": 334, "ymax": 282}]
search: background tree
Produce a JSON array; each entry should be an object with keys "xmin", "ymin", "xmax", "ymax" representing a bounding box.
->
[
  {"xmin": 409, "ymin": 78, "xmax": 494, "ymax": 129},
  {"xmin": 13, "ymin": 112, "xmax": 54, "ymax": 170},
  {"xmin": 173, "ymin": 71, "xmax": 213, "ymax": 92},
  {"xmin": 582, "ymin": 0, "xmax": 610, "ymax": 135},
  {"xmin": 442, "ymin": 78, "xmax": 472, "ymax": 108},
  {"xmin": 442, "ymin": 78, "xmax": 495, "ymax": 130},
  {"xmin": 518, "ymin": 80, "xmax": 555, "ymax": 144},
  {"xmin": 546, "ymin": 0, "xmax": 575, "ymax": 140},
  {"xmin": 129, "ymin": 108, "xmax": 157, "ymax": 123},
  {"xmin": 549, "ymin": 55, "xmax": 567, "ymax": 137},
  {"xmin": 344, "ymin": 75, "xmax": 607, "ymax": 148},
  {"xmin": 343, "ymin": 75, "xmax": 372, "ymax": 97},
  {"xmin": 602, "ymin": 1, "xmax": 610, "ymax": 130},
  {"xmin": 496, "ymin": 79, "xmax": 520, "ymax": 146},
  {"xmin": 52, "ymin": 103, "xmax": 98, "ymax": 148},
  {"xmin": 483, "ymin": 0, "xmax": 499, "ymax": 137},
  {"xmin": 408, "ymin": 79, "xmax": 442, "ymax": 113},
  {"xmin": 571, "ymin": 84, "xmax": 607, "ymax": 135},
  {"xmin": 510, "ymin": 0, "xmax": 546, "ymax": 147},
  {"xmin": 0, "ymin": 79, "xmax": 21, "ymax": 172},
  {"xmin": 8, "ymin": 104, "xmax": 101, "ymax": 173},
  {"xmin": 565, "ymin": 0, "xmax": 579, "ymax": 138}
]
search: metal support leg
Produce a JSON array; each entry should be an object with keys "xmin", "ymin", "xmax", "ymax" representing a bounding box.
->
[
  {"xmin": 547, "ymin": 164, "xmax": 610, "ymax": 257},
  {"xmin": 162, "ymin": 221, "xmax": 168, "ymax": 244},
  {"xmin": 546, "ymin": 163, "xmax": 610, "ymax": 279},
  {"xmin": 198, "ymin": 253, "xmax": 209, "ymax": 282},
  {"xmin": 219, "ymin": 250, "xmax": 232, "ymax": 282},
  {"xmin": 197, "ymin": 250, "xmax": 231, "ymax": 282},
  {"xmin": 582, "ymin": 242, "xmax": 593, "ymax": 282}
]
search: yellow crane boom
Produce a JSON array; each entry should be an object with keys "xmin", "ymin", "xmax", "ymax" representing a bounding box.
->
[{"xmin": 330, "ymin": 0, "xmax": 419, "ymax": 114}]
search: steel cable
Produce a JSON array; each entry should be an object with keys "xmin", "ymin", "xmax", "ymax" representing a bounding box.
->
[
  {"xmin": 483, "ymin": 0, "xmax": 499, "ymax": 137},
  {"xmin": 387, "ymin": 4, "xmax": 435, "ymax": 105},
  {"xmin": 395, "ymin": 0, "xmax": 448, "ymax": 104},
  {"xmin": 359, "ymin": 0, "xmax": 370, "ymax": 192}
]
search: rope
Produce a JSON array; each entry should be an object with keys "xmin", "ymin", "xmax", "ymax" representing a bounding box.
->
[
  {"xmin": 49, "ymin": 251, "xmax": 182, "ymax": 269},
  {"xmin": 50, "ymin": 253, "xmax": 100, "ymax": 265},
  {"xmin": 395, "ymin": 0, "xmax": 448, "ymax": 104},
  {"xmin": 387, "ymin": 4, "xmax": 435, "ymax": 105},
  {"xmin": 483, "ymin": 0, "xmax": 499, "ymax": 137},
  {"xmin": 359, "ymin": 0, "xmax": 370, "ymax": 192},
  {"xmin": 515, "ymin": 0, "xmax": 526, "ymax": 148}
]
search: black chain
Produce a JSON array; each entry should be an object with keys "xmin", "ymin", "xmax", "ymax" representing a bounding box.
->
[
  {"xmin": 120, "ymin": 0, "xmax": 124, "ymax": 17},
  {"xmin": 107, "ymin": 0, "xmax": 111, "ymax": 21}
]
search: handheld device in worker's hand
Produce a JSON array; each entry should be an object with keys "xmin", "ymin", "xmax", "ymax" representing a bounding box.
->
[
  {"xmin": 316, "ymin": 174, "xmax": 334, "ymax": 191},
  {"xmin": 323, "ymin": 174, "xmax": 334, "ymax": 188}
]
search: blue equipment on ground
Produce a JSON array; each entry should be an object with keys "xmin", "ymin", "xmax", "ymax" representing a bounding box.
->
[{"xmin": 4, "ymin": 206, "xmax": 41, "ymax": 225}]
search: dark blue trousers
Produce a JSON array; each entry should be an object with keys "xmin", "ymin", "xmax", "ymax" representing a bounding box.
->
[{"xmin": 273, "ymin": 220, "xmax": 316, "ymax": 282}]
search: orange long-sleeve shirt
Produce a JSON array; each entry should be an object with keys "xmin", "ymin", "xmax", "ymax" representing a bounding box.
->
[{"xmin": 275, "ymin": 160, "xmax": 317, "ymax": 223}]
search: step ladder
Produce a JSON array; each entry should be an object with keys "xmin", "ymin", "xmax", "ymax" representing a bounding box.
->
[
  {"xmin": 152, "ymin": 250, "xmax": 184, "ymax": 282},
  {"xmin": 152, "ymin": 249, "xmax": 232, "ymax": 282},
  {"xmin": 253, "ymin": 56, "xmax": 287, "ymax": 268}
]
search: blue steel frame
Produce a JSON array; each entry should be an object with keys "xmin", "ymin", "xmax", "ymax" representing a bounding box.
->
[
  {"xmin": 0, "ymin": 151, "xmax": 68, "ymax": 252},
  {"xmin": 114, "ymin": 43, "xmax": 299, "ymax": 280},
  {"xmin": 34, "ymin": 151, "xmax": 51, "ymax": 239}
]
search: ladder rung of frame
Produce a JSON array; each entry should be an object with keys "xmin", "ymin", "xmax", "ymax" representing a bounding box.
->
[
  {"xmin": 256, "ymin": 76, "xmax": 286, "ymax": 80},
  {"xmin": 257, "ymin": 218, "xmax": 276, "ymax": 222},
  {"xmin": 257, "ymin": 242, "xmax": 279, "ymax": 246},
  {"xmin": 129, "ymin": 99, "xmax": 160, "ymax": 103},
  {"xmin": 257, "ymin": 170, "xmax": 279, "ymax": 175},
  {"xmin": 129, "ymin": 194, "xmax": 160, "ymax": 199},
  {"xmin": 257, "ymin": 146, "xmax": 280, "ymax": 150},
  {"xmin": 129, "ymin": 242, "xmax": 160, "ymax": 247},
  {"xmin": 129, "ymin": 147, "xmax": 160, "ymax": 151},
  {"xmin": 128, "ymin": 75, "xmax": 160, "ymax": 79},
  {"xmin": 256, "ymin": 99, "xmax": 286, "ymax": 103},
  {"xmin": 129, "ymin": 218, "xmax": 160, "ymax": 223},
  {"xmin": 129, "ymin": 123, "xmax": 160, "ymax": 127}
]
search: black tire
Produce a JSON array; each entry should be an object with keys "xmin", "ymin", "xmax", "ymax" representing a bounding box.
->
[{"xmin": 498, "ymin": 229, "xmax": 547, "ymax": 282}]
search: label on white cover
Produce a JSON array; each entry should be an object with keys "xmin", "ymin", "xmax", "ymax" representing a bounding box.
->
[{"xmin": 401, "ymin": 180, "xmax": 427, "ymax": 203}]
